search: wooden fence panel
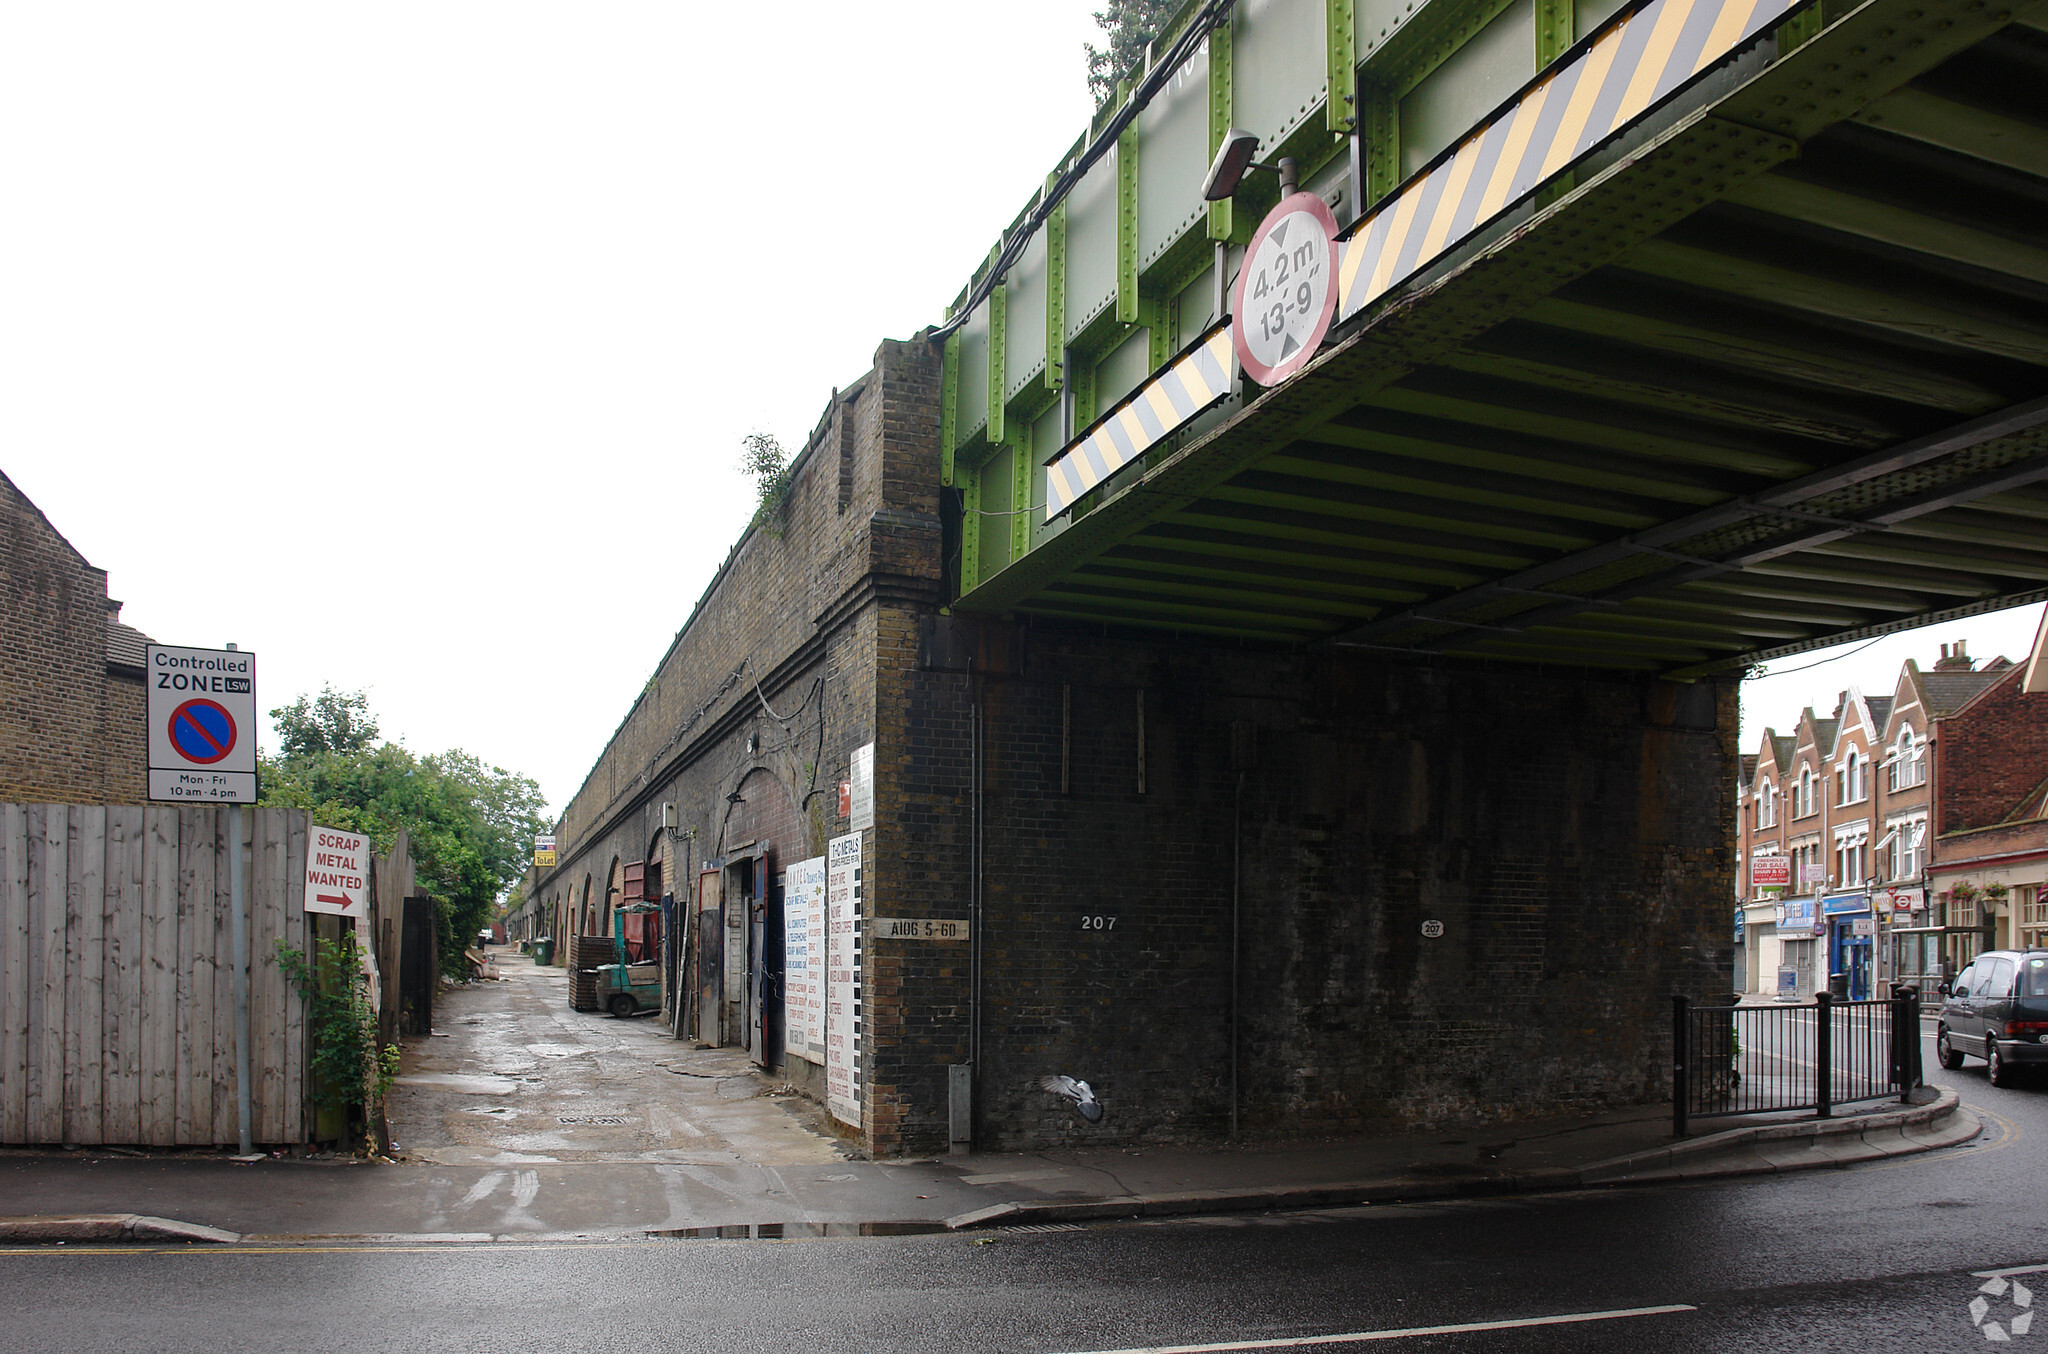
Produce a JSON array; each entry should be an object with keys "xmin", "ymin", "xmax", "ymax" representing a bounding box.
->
[
  {"xmin": 63, "ymin": 806, "xmax": 106, "ymax": 1145},
  {"xmin": 252, "ymin": 810, "xmax": 285, "ymax": 1144},
  {"xmin": 175, "ymin": 807, "xmax": 216, "ymax": 1145},
  {"xmin": 30, "ymin": 806, "xmax": 66, "ymax": 1144},
  {"xmin": 101, "ymin": 807, "xmax": 144, "ymax": 1146},
  {"xmin": 211, "ymin": 810, "xmax": 238, "ymax": 1143},
  {"xmin": 282, "ymin": 812, "xmax": 308, "ymax": 1144},
  {"xmin": 0, "ymin": 803, "xmax": 317, "ymax": 1147},
  {"xmin": 141, "ymin": 807, "xmax": 180, "ymax": 1144},
  {"xmin": 1, "ymin": 804, "xmax": 27, "ymax": 1141}
]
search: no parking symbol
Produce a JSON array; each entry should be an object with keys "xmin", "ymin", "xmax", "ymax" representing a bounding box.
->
[{"xmin": 168, "ymin": 699, "xmax": 238, "ymax": 765}]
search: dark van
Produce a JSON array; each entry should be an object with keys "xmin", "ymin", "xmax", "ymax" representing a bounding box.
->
[{"xmin": 1937, "ymin": 949, "xmax": 2048, "ymax": 1086}]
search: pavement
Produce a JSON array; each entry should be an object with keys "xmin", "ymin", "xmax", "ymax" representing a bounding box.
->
[{"xmin": 0, "ymin": 960, "xmax": 1983, "ymax": 1246}]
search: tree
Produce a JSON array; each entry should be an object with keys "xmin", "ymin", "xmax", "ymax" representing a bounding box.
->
[
  {"xmin": 271, "ymin": 685, "xmax": 380, "ymax": 759},
  {"xmin": 1086, "ymin": 0, "xmax": 1181, "ymax": 106},
  {"xmin": 739, "ymin": 431, "xmax": 792, "ymax": 535},
  {"xmin": 259, "ymin": 691, "xmax": 548, "ymax": 979}
]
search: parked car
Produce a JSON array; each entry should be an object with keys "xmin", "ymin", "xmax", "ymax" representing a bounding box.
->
[{"xmin": 1936, "ymin": 949, "xmax": 2048, "ymax": 1086}]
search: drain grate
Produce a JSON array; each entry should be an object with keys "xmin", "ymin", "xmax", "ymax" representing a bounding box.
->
[
  {"xmin": 557, "ymin": 1115, "xmax": 628, "ymax": 1126},
  {"xmin": 993, "ymin": 1223, "xmax": 1087, "ymax": 1234}
]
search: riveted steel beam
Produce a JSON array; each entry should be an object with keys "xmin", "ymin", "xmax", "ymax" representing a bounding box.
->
[
  {"xmin": 1012, "ymin": 440, "xmax": 1034, "ymax": 562},
  {"xmin": 1117, "ymin": 79, "xmax": 1141, "ymax": 325},
  {"xmin": 1328, "ymin": 0, "xmax": 1358, "ymax": 133},
  {"xmin": 960, "ymin": 470, "xmax": 982, "ymax": 595},
  {"xmin": 986, "ymin": 246, "xmax": 1007, "ymax": 447},
  {"xmin": 1209, "ymin": 13, "xmax": 1236, "ymax": 241},
  {"xmin": 1046, "ymin": 171, "xmax": 1068, "ymax": 394},
  {"xmin": 956, "ymin": 110, "xmax": 1804, "ymax": 614},
  {"xmin": 940, "ymin": 329, "xmax": 961, "ymax": 487}
]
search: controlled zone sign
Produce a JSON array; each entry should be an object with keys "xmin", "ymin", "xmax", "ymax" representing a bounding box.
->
[
  {"xmin": 146, "ymin": 644, "xmax": 257, "ymax": 803},
  {"xmin": 304, "ymin": 825, "xmax": 370, "ymax": 917}
]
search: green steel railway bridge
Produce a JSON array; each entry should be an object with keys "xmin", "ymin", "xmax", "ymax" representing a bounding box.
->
[{"xmin": 936, "ymin": 0, "xmax": 2048, "ymax": 675}]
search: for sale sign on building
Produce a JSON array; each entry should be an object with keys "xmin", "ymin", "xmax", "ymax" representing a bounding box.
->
[
  {"xmin": 145, "ymin": 644, "xmax": 257, "ymax": 803},
  {"xmin": 1752, "ymin": 855, "xmax": 1791, "ymax": 889},
  {"xmin": 303, "ymin": 825, "xmax": 370, "ymax": 917}
]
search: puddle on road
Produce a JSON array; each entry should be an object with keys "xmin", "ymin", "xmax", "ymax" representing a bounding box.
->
[
  {"xmin": 395, "ymin": 1074, "xmax": 522, "ymax": 1095},
  {"xmin": 647, "ymin": 1222, "xmax": 947, "ymax": 1240}
]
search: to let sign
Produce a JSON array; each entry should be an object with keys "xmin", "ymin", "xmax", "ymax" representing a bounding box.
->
[{"xmin": 304, "ymin": 825, "xmax": 370, "ymax": 916}]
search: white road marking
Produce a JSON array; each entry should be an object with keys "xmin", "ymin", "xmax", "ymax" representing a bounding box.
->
[
  {"xmin": 1976, "ymin": 1264, "xmax": 2048, "ymax": 1279},
  {"xmin": 456, "ymin": 1172, "xmax": 505, "ymax": 1209},
  {"xmin": 512, "ymin": 1171, "xmax": 540, "ymax": 1208},
  {"xmin": 1049, "ymin": 1305, "xmax": 1697, "ymax": 1353}
]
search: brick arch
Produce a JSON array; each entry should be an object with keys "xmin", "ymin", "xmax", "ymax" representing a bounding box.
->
[
  {"xmin": 604, "ymin": 856, "xmax": 623, "ymax": 938},
  {"xmin": 724, "ymin": 766, "xmax": 803, "ymax": 877},
  {"xmin": 647, "ymin": 831, "xmax": 667, "ymax": 901}
]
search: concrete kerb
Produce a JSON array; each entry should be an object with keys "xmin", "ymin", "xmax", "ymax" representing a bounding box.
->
[
  {"xmin": 0, "ymin": 1091, "xmax": 1974, "ymax": 1244},
  {"xmin": 0, "ymin": 1214, "xmax": 241, "ymax": 1245},
  {"xmin": 942, "ymin": 1088, "xmax": 1974, "ymax": 1231}
]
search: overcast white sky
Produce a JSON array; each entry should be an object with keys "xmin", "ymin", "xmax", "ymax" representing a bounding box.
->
[
  {"xmin": 5, "ymin": 2, "xmax": 1102, "ymax": 812},
  {"xmin": 9, "ymin": 4, "xmax": 2040, "ymax": 814}
]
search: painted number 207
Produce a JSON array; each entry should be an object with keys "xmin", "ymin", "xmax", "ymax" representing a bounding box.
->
[{"xmin": 1080, "ymin": 915, "xmax": 1118, "ymax": 931}]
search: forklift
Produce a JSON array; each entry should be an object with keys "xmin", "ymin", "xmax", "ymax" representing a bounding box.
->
[{"xmin": 597, "ymin": 902, "xmax": 663, "ymax": 1017}]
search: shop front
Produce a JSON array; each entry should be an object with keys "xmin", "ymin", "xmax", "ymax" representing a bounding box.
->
[
  {"xmin": 1878, "ymin": 885, "xmax": 1942, "ymax": 999},
  {"xmin": 1775, "ymin": 896, "xmax": 1821, "ymax": 1000},
  {"xmin": 1822, "ymin": 891, "xmax": 1873, "ymax": 1000},
  {"xmin": 1740, "ymin": 900, "xmax": 1781, "ymax": 996}
]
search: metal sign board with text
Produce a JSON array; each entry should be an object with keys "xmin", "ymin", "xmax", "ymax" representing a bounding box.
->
[
  {"xmin": 784, "ymin": 855, "xmax": 827, "ymax": 1064},
  {"xmin": 870, "ymin": 917, "xmax": 969, "ymax": 942},
  {"xmin": 303, "ymin": 825, "xmax": 370, "ymax": 917},
  {"xmin": 826, "ymin": 832, "xmax": 863, "ymax": 1127},
  {"xmin": 1751, "ymin": 855, "xmax": 1790, "ymax": 889},
  {"xmin": 1232, "ymin": 193, "xmax": 1339, "ymax": 387},
  {"xmin": 849, "ymin": 743, "xmax": 874, "ymax": 832},
  {"xmin": 145, "ymin": 644, "xmax": 257, "ymax": 803}
]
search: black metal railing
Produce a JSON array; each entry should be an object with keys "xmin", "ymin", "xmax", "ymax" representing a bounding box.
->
[{"xmin": 1673, "ymin": 990, "xmax": 1921, "ymax": 1136}]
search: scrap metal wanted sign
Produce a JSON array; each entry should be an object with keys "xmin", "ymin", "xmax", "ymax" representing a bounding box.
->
[{"xmin": 303, "ymin": 825, "xmax": 370, "ymax": 916}]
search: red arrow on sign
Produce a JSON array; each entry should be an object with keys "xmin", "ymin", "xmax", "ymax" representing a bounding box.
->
[{"xmin": 316, "ymin": 894, "xmax": 354, "ymax": 909}]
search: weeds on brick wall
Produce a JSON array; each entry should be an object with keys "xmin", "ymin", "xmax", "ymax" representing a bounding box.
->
[
  {"xmin": 276, "ymin": 934, "xmax": 398, "ymax": 1150},
  {"xmin": 741, "ymin": 432, "xmax": 792, "ymax": 536}
]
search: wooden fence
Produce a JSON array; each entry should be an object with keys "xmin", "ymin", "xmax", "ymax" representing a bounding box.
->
[{"xmin": 0, "ymin": 803, "xmax": 309, "ymax": 1147}]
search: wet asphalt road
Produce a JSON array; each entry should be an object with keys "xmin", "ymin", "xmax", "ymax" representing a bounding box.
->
[{"xmin": 2, "ymin": 1032, "xmax": 2040, "ymax": 1354}]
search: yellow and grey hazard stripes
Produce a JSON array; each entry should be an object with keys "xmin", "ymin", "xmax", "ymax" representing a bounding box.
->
[
  {"xmin": 1337, "ymin": 0, "xmax": 1799, "ymax": 321},
  {"xmin": 1045, "ymin": 325, "xmax": 1237, "ymax": 519}
]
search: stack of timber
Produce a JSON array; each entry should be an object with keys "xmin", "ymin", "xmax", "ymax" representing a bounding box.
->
[{"xmin": 566, "ymin": 933, "xmax": 615, "ymax": 1012}]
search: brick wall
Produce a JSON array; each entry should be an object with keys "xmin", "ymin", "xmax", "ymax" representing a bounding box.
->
[
  {"xmin": 103, "ymin": 668, "xmax": 147, "ymax": 804},
  {"xmin": 884, "ymin": 619, "xmax": 1736, "ymax": 1153},
  {"xmin": 1, "ymin": 472, "xmax": 127, "ymax": 804},
  {"xmin": 534, "ymin": 338, "xmax": 942, "ymax": 1128},
  {"xmin": 1937, "ymin": 667, "xmax": 2048, "ymax": 834}
]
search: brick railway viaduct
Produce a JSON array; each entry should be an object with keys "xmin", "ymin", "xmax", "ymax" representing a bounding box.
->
[{"xmin": 526, "ymin": 0, "xmax": 2048, "ymax": 1155}]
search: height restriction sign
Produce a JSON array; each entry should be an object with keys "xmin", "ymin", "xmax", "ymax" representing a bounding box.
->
[
  {"xmin": 1231, "ymin": 191, "xmax": 1340, "ymax": 387},
  {"xmin": 146, "ymin": 644, "xmax": 257, "ymax": 803}
]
